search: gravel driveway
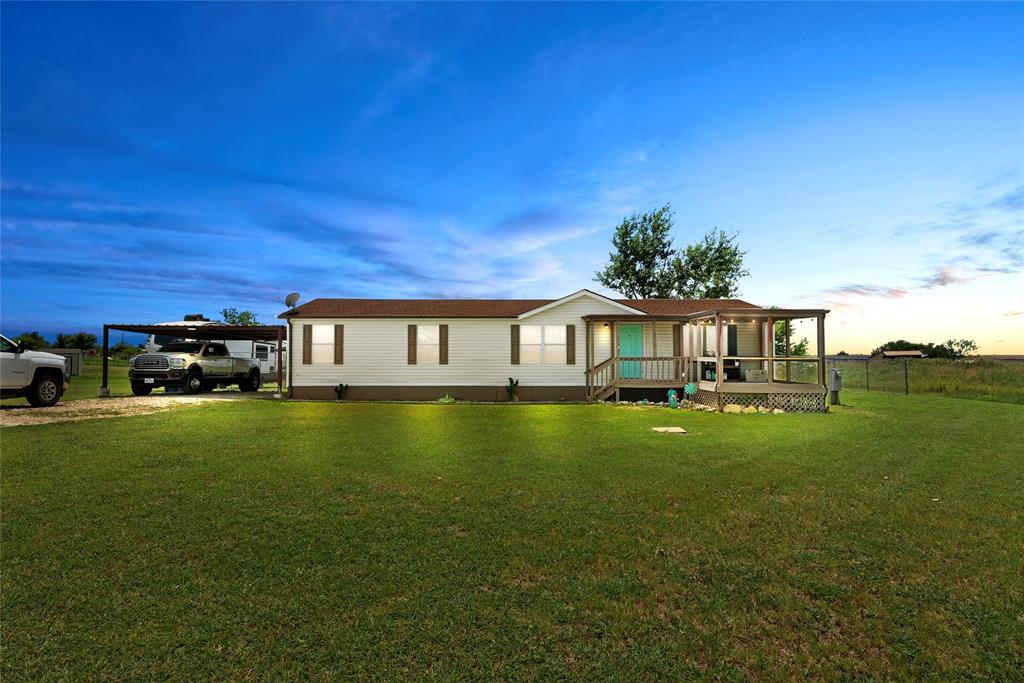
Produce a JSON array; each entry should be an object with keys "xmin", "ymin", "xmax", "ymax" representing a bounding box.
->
[{"xmin": 0, "ymin": 395, "xmax": 223, "ymax": 427}]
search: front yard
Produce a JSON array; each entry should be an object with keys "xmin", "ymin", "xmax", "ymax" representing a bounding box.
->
[{"xmin": 2, "ymin": 392, "xmax": 1021, "ymax": 679}]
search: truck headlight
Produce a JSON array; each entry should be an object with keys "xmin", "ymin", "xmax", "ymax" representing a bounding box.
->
[{"xmin": 169, "ymin": 358, "xmax": 186, "ymax": 369}]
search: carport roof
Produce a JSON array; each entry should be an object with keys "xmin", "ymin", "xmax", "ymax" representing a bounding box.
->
[{"xmin": 103, "ymin": 323, "xmax": 285, "ymax": 341}]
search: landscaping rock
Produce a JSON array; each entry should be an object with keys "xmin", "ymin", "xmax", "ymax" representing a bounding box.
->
[
  {"xmin": 772, "ymin": 408, "xmax": 785, "ymax": 414},
  {"xmin": 742, "ymin": 406, "xmax": 758, "ymax": 414},
  {"xmin": 723, "ymin": 404, "xmax": 743, "ymax": 414}
]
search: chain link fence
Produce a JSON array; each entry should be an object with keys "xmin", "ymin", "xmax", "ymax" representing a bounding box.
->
[{"xmin": 825, "ymin": 358, "xmax": 1024, "ymax": 404}]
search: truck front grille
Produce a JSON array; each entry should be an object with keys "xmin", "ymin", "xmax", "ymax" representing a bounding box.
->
[{"xmin": 134, "ymin": 355, "xmax": 170, "ymax": 370}]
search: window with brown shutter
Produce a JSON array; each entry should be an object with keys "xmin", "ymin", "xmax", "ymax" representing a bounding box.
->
[
  {"xmin": 302, "ymin": 324, "xmax": 312, "ymax": 365},
  {"xmin": 439, "ymin": 324, "xmax": 448, "ymax": 365},
  {"xmin": 510, "ymin": 324, "xmax": 520, "ymax": 365},
  {"xmin": 334, "ymin": 324, "xmax": 344, "ymax": 365},
  {"xmin": 408, "ymin": 324, "xmax": 417, "ymax": 364},
  {"xmin": 566, "ymin": 324, "xmax": 575, "ymax": 364}
]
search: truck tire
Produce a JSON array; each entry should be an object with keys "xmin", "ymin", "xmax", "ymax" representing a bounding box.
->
[
  {"xmin": 131, "ymin": 383, "xmax": 153, "ymax": 396},
  {"xmin": 183, "ymin": 369, "xmax": 204, "ymax": 395},
  {"xmin": 27, "ymin": 372, "xmax": 62, "ymax": 407},
  {"xmin": 239, "ymin": 369, "xmax": 261, "ymax": 392}
]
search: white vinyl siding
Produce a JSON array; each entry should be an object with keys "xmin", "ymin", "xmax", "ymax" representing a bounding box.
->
[{"xmin": 290, "ymin": 294, "xmax": 639, "ymax": 387}]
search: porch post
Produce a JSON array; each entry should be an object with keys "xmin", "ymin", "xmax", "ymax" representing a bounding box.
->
[
  {"xmin": 651, "ymin": 321, "xmax": 657, "ymax": 381},
  {"xmin": 276, "ymin": 327, "xmax": 284, "ymax": 399},
  {"xmin": 612, "ymin": 321, "xmax": 620, "ymax": 401},
  {"xmin": 585, "ymin": 321, "xmax": 592, "ymax": 397},
  {"xmin": 785, "ymin": 319, "xmax": 792, "ymax": 382},
  {"xmin": 766, "ymin": 316, "xmax": 774, "ymax": 385},
  {"xmin": 715, "ymin": 314, "xmax": 724, "ymax": 409},
  {"xmin": 99, "ymin": 324, "xmax": 110, "ymax": 397},
  {"xmin": 816, "ymin": 314, "xmax": 826, "ymax": 387}
]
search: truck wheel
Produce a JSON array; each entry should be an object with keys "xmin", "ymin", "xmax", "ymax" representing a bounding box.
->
[
  {"xmin": 183, "ymin": 370, "xmax": 203, "ymax": 395},
  {"xmin": 239, "ymin": 369, "xmax": 261, "ymax": 392},
  {"xmin": 131, "ymin": 383, "xmax": 153, "ymax": 396},
  {"xmin": 27, "ymin": 373, "xmax": 62, "ymax": 407}
]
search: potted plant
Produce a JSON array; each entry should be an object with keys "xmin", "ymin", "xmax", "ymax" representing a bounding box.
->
[{"xmin": 506, "ymin": 377, "xmax": 520, "ymax": 402}]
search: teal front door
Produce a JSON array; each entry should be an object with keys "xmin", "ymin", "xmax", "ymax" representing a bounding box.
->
[{"xmin": 619, "ymin": 324, "xmax": 643, "ymax": 379}]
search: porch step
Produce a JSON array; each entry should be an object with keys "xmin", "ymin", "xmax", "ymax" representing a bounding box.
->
[{"xmin": 592, "ymin": 384, "xmax": 616, "ymax": 401}]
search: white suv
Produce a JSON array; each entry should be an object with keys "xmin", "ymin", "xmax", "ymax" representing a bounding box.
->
[{"xmin": 0, "ymin": 335, "xmax": 70, "ymax": 406}]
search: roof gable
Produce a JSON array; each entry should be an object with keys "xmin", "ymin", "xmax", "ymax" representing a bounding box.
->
[{"xmin": 517, "ymin": 289, "xmax": 646, "ymax": 319}]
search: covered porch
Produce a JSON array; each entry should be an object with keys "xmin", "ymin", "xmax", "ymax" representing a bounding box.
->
[{"xmin": 582, "ymin": 308, "xmax": 829, "ymax": 412}]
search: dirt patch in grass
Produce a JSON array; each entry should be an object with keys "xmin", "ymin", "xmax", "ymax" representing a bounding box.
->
[{"xmin": 0, "ymin": 395, "xmax": 219, "ymax": 427}]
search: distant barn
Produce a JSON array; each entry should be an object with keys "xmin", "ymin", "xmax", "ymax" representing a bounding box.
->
[{"xmin": 876, "ymin": 349, "xmax": 927, "ymax": 359}]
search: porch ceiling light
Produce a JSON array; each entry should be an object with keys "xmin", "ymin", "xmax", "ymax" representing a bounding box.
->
[{"xmin": 603, "ymin": 323, "xmax": 609, "ymax": 328}]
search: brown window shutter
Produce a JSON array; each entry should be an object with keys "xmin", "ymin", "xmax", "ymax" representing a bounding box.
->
[
  {"xmin": 566, "ymin": 324, "xmax": 575, "ymax": 364},
  {"xmin": 510, "ymin": 324, "xmax": 520, "ymax": 365},
  {"xmin": 439, "ymin": 324, "xmax": 448, "ymax": 365},
  {"xmin": 408, "ymin": 324, "xmax": 417, "ymax": 364},
  {"xmin": 334, "ymin": 324, "xmax": 344, "ymax": 364},
  {"xmin": 673, "ymin": 323, "xmax": 681, "ymax": 357},
  {"xmin": 302, "ymin": 324, "xmax": 312, "ymax": 364}
]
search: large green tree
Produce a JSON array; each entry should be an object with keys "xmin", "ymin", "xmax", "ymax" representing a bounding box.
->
[
  {"xmin": 55, "ymin": 332, "xmax": 98, "ymax": 350},
  {"xmin": 595, "ymin": 205, "xmax": 750, "ymax": 299},
  {"xmin": 594, "ymin": 205, "xmax": 675, "ymax": 298},
  {"xmin": 671, "ymin": 229, "xmax": 750, "ymax": 298},
  {"xmin": 11, "ymin": 331, "xmax": 49, "ymax": 350}
]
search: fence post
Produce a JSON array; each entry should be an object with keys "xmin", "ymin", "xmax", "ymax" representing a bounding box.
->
[
  {"xmin": 904, "ymin": 359, "xmax": 909, "ymax": 395},
  {"xmin": 865, "ymin": 359, "xmax": 870, "ymax": 392}
]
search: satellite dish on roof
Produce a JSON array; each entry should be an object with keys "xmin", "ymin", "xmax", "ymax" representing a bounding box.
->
[{"xmin": 285, "ymin": 292, "xmax": 300, "ymax": 308}]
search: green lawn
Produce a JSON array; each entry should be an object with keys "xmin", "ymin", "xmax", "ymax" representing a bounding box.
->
[{"xmin": 2, "ymin": 392, "xmax": 1022, "ymax": 679}]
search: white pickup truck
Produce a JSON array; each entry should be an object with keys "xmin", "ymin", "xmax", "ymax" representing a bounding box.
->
[{"xmin": 0, "ymin": 334, "xmax": 70, "ymax": 406}]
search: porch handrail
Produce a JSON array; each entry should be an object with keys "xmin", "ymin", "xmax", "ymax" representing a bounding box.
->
[
  {"xmin": 616, "ymin": 355, "xmax": 687, "ymax": 384},
  {"xmin": 587, "ymin": 355, "xmax": 618, "ymax": 398}
]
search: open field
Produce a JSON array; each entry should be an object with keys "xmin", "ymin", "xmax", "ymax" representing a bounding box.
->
[
  {"xmin": 827, "ymin": 357, "xmax": 1024, "ymax": 404},
  {"xmin": 2, "ymin": 392, "xmax": 1022, "ymax": 679}
]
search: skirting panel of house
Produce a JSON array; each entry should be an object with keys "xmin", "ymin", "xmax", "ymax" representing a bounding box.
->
[
  {"xmin": 695, "ymin": 388, "xmax": 719, "ymax": 409},
  {"xmin": 290, "ymin": 385, "xmax": 588, "ymax": 402},
  {"xmin": 694, "ymin": 388, "xmax": 826, "ymax": 413}
]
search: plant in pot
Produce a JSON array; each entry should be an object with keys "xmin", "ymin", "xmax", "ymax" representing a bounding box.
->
[
  {"xmin": 334, "ymin": 383, "xmax": 349, "ymax": 400},
  {"xmin": 506, "ymin": 377, "xmax": 520, "ymax": 402}
]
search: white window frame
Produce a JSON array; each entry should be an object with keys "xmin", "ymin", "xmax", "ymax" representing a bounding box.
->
[
  {"xmin": 310, "ymin": 325, "xmax": 334, "ymax": 364},
  {"xmin": 417, "ymin": 324, "xmax": 440, "ymax": 365},
  {"xmin": 519, "ymin": 325, "xmax": 567, "ymax": 365}
]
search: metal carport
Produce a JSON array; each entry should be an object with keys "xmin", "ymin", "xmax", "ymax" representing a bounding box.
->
[{"xmin": 99, "ymin": 323, "xmax": 287, "ymax": 397}]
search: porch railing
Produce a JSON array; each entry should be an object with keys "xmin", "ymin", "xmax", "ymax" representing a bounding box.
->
[
  {"xmin": 617, "ymin": 356, "xmax": 687, "ymax": 384},
  {"xmin": 587, "ymin": 356, "xmax": 617, "ymax": 399}
]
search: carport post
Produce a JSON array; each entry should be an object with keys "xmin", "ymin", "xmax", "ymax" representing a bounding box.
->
[
  {"xmin": 275, "ymin": 327, "xmax": 284, "ymax": 399},
  {"xmin": 98, "ymin": 325, "xmax": 110, "ymax": 397}
]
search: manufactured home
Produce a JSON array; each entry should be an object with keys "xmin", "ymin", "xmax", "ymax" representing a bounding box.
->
[{"xmin": 280, "ymin": 290, "xmax": 829, "ymax": 411}]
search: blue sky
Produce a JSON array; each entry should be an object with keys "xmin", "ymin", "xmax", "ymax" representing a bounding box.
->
[{"xmin": 2, "ymin": 2, "xmax": 1022, "ymax": 352}]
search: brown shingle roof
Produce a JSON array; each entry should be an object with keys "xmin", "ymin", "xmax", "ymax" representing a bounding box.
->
[
  {"xmin": 621, "ymin": 298, "xmax": 760, "ymax": 315},
  {"xmin": 280, "ymin": 296, "xmax": 760, "ymax": 319}
]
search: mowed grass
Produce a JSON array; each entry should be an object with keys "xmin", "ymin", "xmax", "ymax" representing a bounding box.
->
[{"xmin": 2, "ymin": 392, "xmax": 1022, "ymax": 680}]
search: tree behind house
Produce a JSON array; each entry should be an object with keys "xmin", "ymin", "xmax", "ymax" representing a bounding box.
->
[
  {"xmin": 595, "ymin": 204, "xmax": 750, "ymax": 299},
  {"xmin": 221, "ymin": 308, "xmax": 260, "ymax": 326}
]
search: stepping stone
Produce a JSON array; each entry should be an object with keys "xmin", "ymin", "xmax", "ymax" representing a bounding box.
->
[{"xmin": 651, "ymin": 427, "xmax": 687, "ymax": 434}]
